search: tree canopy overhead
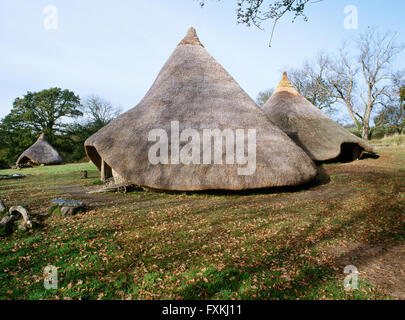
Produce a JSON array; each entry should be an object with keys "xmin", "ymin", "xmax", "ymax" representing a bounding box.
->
[
  {"xmin": 199, "ymin": 0, "xmax": 317, "ymax": 45},
  {"xmin": 200, "ymin": 0, "xmax": 312, "ymax": 26}
]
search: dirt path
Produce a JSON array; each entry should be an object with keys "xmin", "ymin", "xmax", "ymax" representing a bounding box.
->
[
  {"xmin": 53, "ymin": 185, "xmax": 200, "ymax": 214},
  {"xmin": 54, "ymin": 185, "xmax": 130, "ymax": 207}
]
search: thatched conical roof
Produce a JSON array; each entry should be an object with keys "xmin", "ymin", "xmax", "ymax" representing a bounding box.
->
[
  {"xmin": 84, "ymin": 28, "xmax": 317, "ymax": 191},
  {"xmin": 16, "ymin": 133, "xmax": 65, "ymax": 166},
  {"xmin": 262, "ymin": 73, "xmax": 376, "ymax": 162}
]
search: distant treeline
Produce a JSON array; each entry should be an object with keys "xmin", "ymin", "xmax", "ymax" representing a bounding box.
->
[{"xmin": 345, "ymin": 126, "xmax": 404, "ymax": 140}]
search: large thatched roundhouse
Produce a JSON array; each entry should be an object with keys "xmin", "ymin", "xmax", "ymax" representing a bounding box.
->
[
  {"xmin": 84, "ymin": 28, "xmax": 317, "ymax": 191},
  {"xmin": 262, "ymin": 73, "xmax": 376, "ymax": 162},
  {"xmin": 16, "ymin": 133, "xmax": 65, "ymax": 167}
]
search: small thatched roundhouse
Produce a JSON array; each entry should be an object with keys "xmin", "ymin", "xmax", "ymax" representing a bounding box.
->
[
  {"xmin": 262, "ymin": 73, "xmax": 376, "ymax": 162},
  {"xmin": 16, "ymin": 133, "xmax": 65, "ymax": 167},
  {"xmin": 84, "ymin": 28, "xmax": 317, "ymax": 191}
]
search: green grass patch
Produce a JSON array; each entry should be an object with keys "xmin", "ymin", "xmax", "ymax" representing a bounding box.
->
[{"xmin": 0, "ymin": 150, "xmax": 404, "ymax": 300}]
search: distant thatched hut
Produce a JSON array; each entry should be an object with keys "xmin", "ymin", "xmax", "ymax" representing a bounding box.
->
[
  {"xmin": 262, "ymin": 73, "xmax": 376, "ymax": 162},
  {"xmin": 16, "ymin": 133, "xmax": 65, "ymax": 167},
  {"xmin": 84, "ymin": 28, "xmax": 317, "ymax": 191}
]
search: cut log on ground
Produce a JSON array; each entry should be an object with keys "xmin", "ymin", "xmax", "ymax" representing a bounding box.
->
[
  {"xmin": 0, "ymin": 206, "xmax": 33, "ymax": 232},
  {"xmin": 9, "ymin": 206, "xmax": 33, "ymax": 230}
]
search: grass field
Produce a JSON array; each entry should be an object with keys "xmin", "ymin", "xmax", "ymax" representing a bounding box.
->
[{"xmin": 0, "ymin": 142, "xmax": 404, "ymax": 300}]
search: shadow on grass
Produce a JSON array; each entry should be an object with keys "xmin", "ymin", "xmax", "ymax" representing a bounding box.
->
[{"xmin": 175, "ymin": 183, "xmax": 404, "ymax": 299}]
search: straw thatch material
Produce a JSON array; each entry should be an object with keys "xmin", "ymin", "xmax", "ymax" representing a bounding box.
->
[
  {"xmin": 84, "ymin": 28, "xmax": 317, "ymax": 191},
  {"xmin": 16, "ymin": 133, "xmax": 65, "ymax": 166},
  {"xmin": 262, "ymin": 73, "xmax": 376, "ymax": 162}
]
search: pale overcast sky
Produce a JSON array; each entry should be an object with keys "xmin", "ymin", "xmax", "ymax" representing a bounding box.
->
[{"xmin": 1, "ymin": 0, "xmax": 404, "ymax": 122}]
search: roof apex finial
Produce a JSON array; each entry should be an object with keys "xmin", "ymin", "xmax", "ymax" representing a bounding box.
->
[
  {"xmin": 37, "ymin": 133, "xmax": 46, "ymax": 141},
  {"xmin": 275, "ymin": 71, "xmax": 297, "ymax": 94},
  {"xmin": 178, "ymin": 27, "xmax": 204, "ymax": 47}
]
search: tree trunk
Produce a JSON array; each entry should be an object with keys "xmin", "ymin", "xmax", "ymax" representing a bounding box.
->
[
  {"xmin": 362, "ymin": 99, "xmax": 372, "ymax": 140},
  {"xmin": 362, "ymin": 125, "xmax": 369, "ymax": 140},
  {"xmin": 80, "ymin": 170, "xmax": 88, "ymax": 179},
  {"xmin": 344, "ymin": 101, "xmax": 362, "ymax": 132}
]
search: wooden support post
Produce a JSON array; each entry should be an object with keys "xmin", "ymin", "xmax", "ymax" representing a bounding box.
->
[
  {"xmin": 80, "ymin": 170, "xmax": 88, "ymax": 179},
  {"xmin": 101, "ymin": 160, "xmax": 113, "ymax": 182}
]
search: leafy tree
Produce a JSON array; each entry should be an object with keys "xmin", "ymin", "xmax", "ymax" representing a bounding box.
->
[
  {"xmin": 0, "ymin": 90, "xmax": 122, "ymax": 167},
  {"xmin": 0, "ymin": 88, "xmax": 82, "ymax": 166},
  {"xmin": 0, "ymin": 113, "xmax": 36, "ymax": 167},
  {"xmin": 10, "ymin": 88, "xmax": 82, "ymax": 139},
  {"xmin": 256, "ymin": 88, "xmax": 274, "ymax": 107}
]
